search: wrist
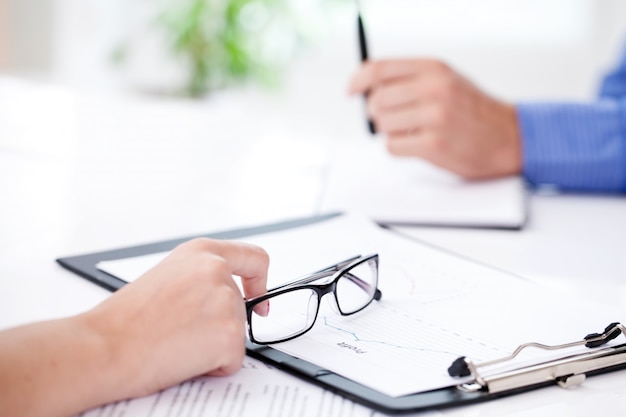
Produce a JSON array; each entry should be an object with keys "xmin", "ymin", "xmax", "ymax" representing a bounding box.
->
[
  {"xmin": 492, "ymin": 101, "xmax": 523, "ymax": 177},
  {"xmin": 505, "ymin": 103, "xmax": 523, "ymax": 174},
  {"xmin": 75, "ymin": 308, "xmax": 139, "ymax": 402},
  {"xmin": 80, "ymin": 298, "xmax": 163, "ymax": 400},
  {"xmin": 70, "ymin": 312, "xmax": 129, "ymax": 406}
]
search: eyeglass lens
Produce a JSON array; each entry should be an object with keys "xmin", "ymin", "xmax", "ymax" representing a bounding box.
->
[
  {"xmin": 335, "ymin": 257, "xmax": 378, "ymax": 314},
  {"xmin": 249, "ymin": 288, "xmax": 319, "ymax": 344}
]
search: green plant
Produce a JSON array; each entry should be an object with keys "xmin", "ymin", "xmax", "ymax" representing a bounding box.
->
[{"xmin": 156, "ymin": 0, "xmax": 294, "ymax": 97}]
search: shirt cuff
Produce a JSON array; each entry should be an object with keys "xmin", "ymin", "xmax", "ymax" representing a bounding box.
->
[{"xmin": 517, "ymin": 100, "xmax": 626, "ymax": 193}]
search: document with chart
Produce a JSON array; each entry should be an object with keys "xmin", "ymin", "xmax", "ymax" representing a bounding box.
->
[{"xmin": 96, "ymin": 214, "xmax": 621, "ymax": 400}]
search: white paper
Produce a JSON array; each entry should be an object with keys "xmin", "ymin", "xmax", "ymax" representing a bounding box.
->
[
  {"xmin": 319, "ymin": 141, "xmax": 527, "ymax": 228},
  {"xmin": 98, "ymin": 252, "xmax": 166, "ymax": 283},
  {"xmin": 77, "ymin": 357, "xmax": 384, "ymax": 417},
  {"xmin": 97, "ymin": 214, "xmax": 621, "ymax": 398}
]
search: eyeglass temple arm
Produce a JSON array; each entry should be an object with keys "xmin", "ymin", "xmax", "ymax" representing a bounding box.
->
[
  {"xmin": 268, "ymin": 270, "xmax": 335, "ymax": 292},
  {"xmin": 313, "ymin": 255, "xmax": 363, "ymax": 273},
  {"xmin": 316, "ymin": 255, "xmax": 382, "ymax": 300},
  {"xmin": 344, "ymin": 271, "xmax": 383, "ymax": 300},
  {"xmin": 267, "ymin": 270, "xmax": 382, "ymax": 301},
  {"xmin": 265, "ymin": 255, "xmax": 364, "ymax": 292}
]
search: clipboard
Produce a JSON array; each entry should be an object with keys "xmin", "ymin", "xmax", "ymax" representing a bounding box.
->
[{"xmin": 56, "ymin": 213, "xmax": 626, "ymax": 414}]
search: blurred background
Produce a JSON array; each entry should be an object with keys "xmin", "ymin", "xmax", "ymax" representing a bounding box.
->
[
  {"xmin": 3, "ymin": 0, "xmax": 626, "ymax": 251},
  {"xmin": 3, "ymin": 0, "xmax": 626, "ymax": 320},
  {"xmin": 2, "ymin": 0, "xmax": 626, "ymax": 102}
]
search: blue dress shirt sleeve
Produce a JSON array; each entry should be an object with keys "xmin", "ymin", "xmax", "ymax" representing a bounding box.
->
[{"xmin": 516, "ymin": 43, "xmax": 626, "ymax": 192}]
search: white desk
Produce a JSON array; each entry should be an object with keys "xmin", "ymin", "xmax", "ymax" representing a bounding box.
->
[
  {"xmin": 1, "ymin": 77, "xmax": 625, "ymax": 416},
  {"xmin": 397, "ymin": 193, "xmax": 626, "ymax": 307}
]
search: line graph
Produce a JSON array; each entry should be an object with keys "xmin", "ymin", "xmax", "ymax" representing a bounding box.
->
[
  {"xmin": 268, "ymin": 300, "xmax": 516, "ymax": 397},
  {"xmin": 321, "ymin": 316, "xmax": 462, "ymax": 358},
  {"xmin": 317, "ymin": 302, "xmax": 508, "ymax": 362},
  {"xmin": 375, "ymin": 237, "xmax": 512, "ymax": 308}
]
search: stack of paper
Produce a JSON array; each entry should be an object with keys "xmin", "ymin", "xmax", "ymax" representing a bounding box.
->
[{"xmin": 319, "ymin": 141, "xmax": 527, "ymax": 229}]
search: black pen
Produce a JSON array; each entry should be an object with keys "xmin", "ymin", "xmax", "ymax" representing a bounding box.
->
[{"xmin": 356, "ymin": 0, "xmax": 376, "ymax": 135}]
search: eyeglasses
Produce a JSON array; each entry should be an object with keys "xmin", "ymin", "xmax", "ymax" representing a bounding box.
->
[{"xmin": 245, "ymin": 254, "xmax": 382, "ymax": 345}]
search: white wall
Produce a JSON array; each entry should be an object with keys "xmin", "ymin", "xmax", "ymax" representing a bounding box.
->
[
  {"xmin": 4, "ymin": 0, "xmax": 55, "ymax": 73},
  {"xmin": 3, "ymin": 0, "xmax": 626, "ymax": 102}
]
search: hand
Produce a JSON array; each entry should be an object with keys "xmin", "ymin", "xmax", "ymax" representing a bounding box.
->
[
  {"xmin": 84, "ymin": 238, "xmax": 270, "ymax": 398},
  {"xmin": 0, "ymin": 238, "xmax": 269, "ymax": 417},
  {"xmin": 349, "ymin": 59, "xmax": 522, "ymax": 179}
]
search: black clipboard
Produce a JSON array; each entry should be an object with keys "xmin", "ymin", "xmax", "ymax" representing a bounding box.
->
[{"xmin": 56, "ymin": 213, "xmax": 626, "ymax": 414}]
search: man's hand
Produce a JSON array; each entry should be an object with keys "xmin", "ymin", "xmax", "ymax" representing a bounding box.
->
[{"xmin": 349, "ymin": 59, "xmax": 522, "ymax": 179}]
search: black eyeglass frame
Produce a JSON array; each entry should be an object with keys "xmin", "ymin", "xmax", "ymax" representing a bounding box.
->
[{"xmin": 245, "ymin": 253, "xmax": 382, "ymax": 345}]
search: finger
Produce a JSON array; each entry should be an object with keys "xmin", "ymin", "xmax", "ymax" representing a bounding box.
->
[
  {"xmin": 185, "ymin": 239, "xmax": 270, "ymax": 302},
  {"xmin": 349, "ymin": 60, "xmax": 418, "ymax": 94},
  {"xmin": 368, "ymin": 79, "xmax": 419, "ymax": 113},
  {"xmin": 348, "ymin": 64, "xmax": 372, "ymax": 95},
  {"xmin": 374, "ymin": 106, "xmax": 423, "ymax": 133},
  {"xmin": 386, "ymin": 132, "xmax": 418, "ymax": 157},
  {"xmin": 386, "ymin": 132, "xmax": 445, "ymax": 165},
  {"xmin": 218, "ymin": 241, "xmax": 270, "ymax": 302},
  {"xmin": 349, "ymin": 59, "xmax": 441, "ymax": 94}
]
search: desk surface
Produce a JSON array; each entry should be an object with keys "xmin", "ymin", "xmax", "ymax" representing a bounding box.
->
[{"xmin": 1, "ymin": 77, "xmax": 625, "ymax": 416}]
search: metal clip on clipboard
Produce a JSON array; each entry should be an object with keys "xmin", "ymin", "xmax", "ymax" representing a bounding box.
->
[{"xmin": 448, "ymin": 322, "xmax": 626, "ymax": 394}]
